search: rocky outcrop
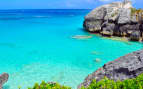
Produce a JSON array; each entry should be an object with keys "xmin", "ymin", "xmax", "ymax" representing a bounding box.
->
[
  {"xmin": 0, "ymin": 73, "xmax": 9, "ymax": 89},
  {"xmin": 84, "ymin": 0, "xmax": 143, "ymax": 41},
  {"xmin": 78, "ymin": 49, "xmax": 143, "ymax": 88}
]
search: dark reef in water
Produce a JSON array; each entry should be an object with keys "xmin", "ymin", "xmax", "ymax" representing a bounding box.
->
[
  {"xmin": 0, "ymin": 73, "xmax": 9, "ymax": 89},
  {"xmin": 83, "ymin": 0, "xmax": 143, "ymax": 41}
]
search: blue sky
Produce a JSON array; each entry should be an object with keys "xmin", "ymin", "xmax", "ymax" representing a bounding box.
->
[{"xmin": 0, "ymin": 0, "xmax": 142, "ymax": 9}]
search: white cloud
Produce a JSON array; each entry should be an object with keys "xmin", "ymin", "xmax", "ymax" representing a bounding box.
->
[{"xmin": 99, "ymin": 0, "xmax": 121, "ymax": 2}]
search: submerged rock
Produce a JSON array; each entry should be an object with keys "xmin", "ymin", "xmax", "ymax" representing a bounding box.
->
[
  {"xmin": 72, "ymin": 35, "xmax": 92, "ymax": 39},
  {"xmin": 78, "ymin": 49, "xmax": 143, "ymax": 88},
  {"xmin": 94, "ymin": 58, "xmax": 101, "ymax": 63},
  {"xmin": 0, "ymin": 73, "xmax": 9, "ymax": 89},
  {"xmin": 84, "ymin": 0, "xmax": 143, "ymax": 41}
]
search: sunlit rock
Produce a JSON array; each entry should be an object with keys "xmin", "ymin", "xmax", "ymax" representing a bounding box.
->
[{"xmin": 84, "ymin": 0, "xmax": 143, "ymax": 41}]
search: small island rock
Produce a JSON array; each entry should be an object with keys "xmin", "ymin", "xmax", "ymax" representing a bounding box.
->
[{"xmin": 84, "ymin": 0, "xmax": 143, "ymax": 41}]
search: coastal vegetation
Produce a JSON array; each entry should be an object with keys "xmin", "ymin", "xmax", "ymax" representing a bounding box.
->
[
  {"xmin": 24, "ymin": 73, "xmax": 143, "ymax": 89},
  {"xmin": 1, "ymin": 1, "xmax": 143, "ymax": 89},
  {"xmin": 27, "ymin": 81, "xmax": 71, "ymax": 89},
  {"xmin": 130, "ymin": 8, "xmax": 143, "ymax": 16},
  {"xmin": 81, "ymin": 73, "xmax": 143, "ymax": 89}
]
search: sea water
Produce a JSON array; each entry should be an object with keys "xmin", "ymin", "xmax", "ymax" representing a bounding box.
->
[{"xmin": 0, "ymin": 9, "xmax": 143, "ymax": 89}]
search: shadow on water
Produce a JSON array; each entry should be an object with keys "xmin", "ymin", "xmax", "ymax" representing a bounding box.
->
[
  {"xmin": 3, "ymin": 85, "xmax": 10, "ymax": 89},
  {"xmin": 78, "ymin": 28, "xmax": 92, "ymax": 34},
  {"xmin": 0, "ymin": 43, "xmax": 23, "ymax": 49},
  {"xmin": 78, "ymin": 28, "xmax": 85, "ymax": 32},
  {"xmin": 27, "ymin": 50, "xmax": 39, "ymax": 55},
  {"xmin": 0, "ymin": 43, "xmax": 17, "ymax": 48},
  {"xmin": 51, "ymin": 71, "xmax": 65, "ymax": 83},
  {"xmin": 0, "ymin": 16, "xmax": 51, "ymax": 21},
  {"xmin": 0, "ymin": 17, "xmax": 28, "ymax": 21},
  {"xmin": 30, "ymin": 21, "xmax": 47, "ymax": 24}
]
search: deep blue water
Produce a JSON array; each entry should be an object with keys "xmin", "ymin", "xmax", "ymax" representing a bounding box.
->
[{"xmin": 0, "ymin": 9, "xmax": 143, "ymax": 89}]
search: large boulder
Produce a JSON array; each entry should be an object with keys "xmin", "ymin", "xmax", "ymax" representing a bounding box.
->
[
  {"xmin": 84, "ymin": 0, "xmax": 143, "ymax": 41},
  {"xmin": 101, "ymin": 23, "xmax": 115, "ymax": 36},
  {"xmin": 84, "ymin": 7, "xmax": 107, "ymax": 32},
  {"xmin": 118, "ymin": 8, "xmax": 131, "ymax": 24},
  {"xmin": 78, "ymin": 49, "xmax": 143, "ymax": 88},
  {"xmin": 130, "ymin": 31, "xmax": 141, "ymax": 41},
  {"xmin": 0, "ymin": 73, "xmax": 9, "ymax": 89}
]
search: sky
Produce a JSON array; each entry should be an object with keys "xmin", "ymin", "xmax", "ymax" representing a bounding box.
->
[{"xmin": 0, "ymin": 0, "xmax": 142, "ymax": 9}]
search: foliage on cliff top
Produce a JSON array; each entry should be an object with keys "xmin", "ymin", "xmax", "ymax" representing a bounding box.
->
[
  {"xmin": 130, "ymin": 8, "xmax": 143, "ymax": 17},
  {"xmin": 27, "ymin": 81, "xmax": 71, "ymax": 89},
  {"xmin": 81, "ymin": 73, "xmax": 143, "ymax": 89}
]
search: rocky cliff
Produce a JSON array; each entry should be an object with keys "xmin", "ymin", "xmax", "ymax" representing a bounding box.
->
[
  {"xmin": 78, "ymin": 49, "xmax": 143, "ymax": 88},
  {"xmin": 84, "ymin": 0, "xmax": 143, "ymax": 41},
  {"xmin": 0, "ymin": 73, "xmax": 9, "ymax": 89}
]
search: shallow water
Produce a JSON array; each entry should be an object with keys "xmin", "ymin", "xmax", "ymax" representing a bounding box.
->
[{"xmin": 0, "ymin": 9, "xmax": 143, "ymax": 89}]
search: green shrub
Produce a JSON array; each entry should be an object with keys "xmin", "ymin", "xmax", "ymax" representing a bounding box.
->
[
  {"xmin": 111, "ymin": 12, "xmax": 117, "ymax": 17},
  {"xmin": 81, "ymin": 73, "xmax": 143, "ymax": 89},
  {"xmin": 130, "ymin": 8, "xmax": 143, "ymax": 17},
  {"xmin": 131, "ymin": 8, "xmax": 137, "ymax": 15},
  {"xmin": 27, "ymin": 81, "xmax": 71, "ymax": 89},
  {"xmin": 18, "ymin": 73, "xmax": 143, "ymax": 89}
]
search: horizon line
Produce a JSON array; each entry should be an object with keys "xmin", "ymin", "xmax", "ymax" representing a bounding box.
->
[{"xmin": 0, "ymin": 8, "xmax": 93, "ymax": 10}]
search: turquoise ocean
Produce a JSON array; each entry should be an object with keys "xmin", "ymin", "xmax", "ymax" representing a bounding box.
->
[{"xmin": 0, "ymin": 9, "xmax": 143, "ymax": 89}]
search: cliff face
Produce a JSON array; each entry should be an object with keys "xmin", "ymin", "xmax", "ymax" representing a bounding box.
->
[
  {"xmin": 78, "ymin": 49, "xmax": 143, "ymax": 88},
  {"xmin": 84, "ymin": 1, "xmax": 143, "ymax": 41}
]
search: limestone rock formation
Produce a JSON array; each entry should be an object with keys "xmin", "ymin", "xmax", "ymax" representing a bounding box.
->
[
  {"xmin": 78, "ymin": 49, "xmax": 143, "ymax": 88},
  {"xmin": 0, "ymin": 73, "xmax": 9, "ymax": 89},
  {"xmin": 84, "ymin": 0, "xmax": 143, "ymax": 41}
]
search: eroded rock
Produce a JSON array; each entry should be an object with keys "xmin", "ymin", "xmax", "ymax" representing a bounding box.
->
[
  {"xmin": 130, "ymin": 31, "xmax": 140, "ymax": 41},
  {"xmin": 84, "ymin": 0, "xmax": 143, "ymax": 41},
  {"xmin": 78, "ymin": 49, "xmax": 143, "ymax": 88},
  {"xmin": 0, "ymin": 73, "xmax": 9, "ymax": 89}
]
